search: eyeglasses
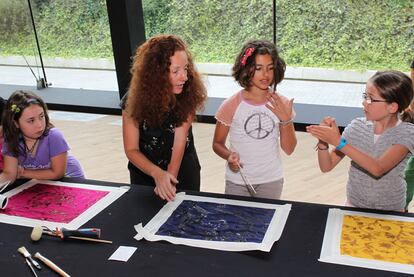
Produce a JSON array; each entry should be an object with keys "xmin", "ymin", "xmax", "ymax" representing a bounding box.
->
[{"xmin": 362, "ymin": 92, "xmax": 387, "ymax": 104}]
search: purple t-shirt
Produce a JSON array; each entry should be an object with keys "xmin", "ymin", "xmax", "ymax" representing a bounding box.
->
[{"xmin": 3, "ymin": 128, "xmax": 84, "ymax": 178}]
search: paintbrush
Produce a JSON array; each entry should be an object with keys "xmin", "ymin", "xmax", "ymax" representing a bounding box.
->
[
  {"xmin": 25, "ymin": 258, "xmax": 38, "ymax": 277},
  {"xmin": 17, "ymin": 246, "xmax": 41, "ymax": 270},
  {"xmin": 35, "ymin": 252, "xmax": 70, "ymax": 277}
]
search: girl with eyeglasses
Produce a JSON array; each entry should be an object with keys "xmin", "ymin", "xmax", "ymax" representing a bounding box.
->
[{"xmin": 307, "ymin": 70, "xmax": 414, "ymax": 211}]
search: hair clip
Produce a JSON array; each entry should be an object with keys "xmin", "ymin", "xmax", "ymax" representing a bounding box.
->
[
  {"xmin": 11, "ymin": 104, "xmax": 20, "ymax": 114},
  {"xmin": 240, "ymin": 47, "xmax": 255, "ymax": 66}
]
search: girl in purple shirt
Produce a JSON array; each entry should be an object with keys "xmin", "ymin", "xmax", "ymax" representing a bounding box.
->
[{"xmin": 0, "ymin": 90, "xmax": 84, "ymax": 186}]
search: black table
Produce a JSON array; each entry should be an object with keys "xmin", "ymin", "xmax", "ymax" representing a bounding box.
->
[{"xmin": 0, "ymin": 178, "xmax": 412, "ymax": 276}]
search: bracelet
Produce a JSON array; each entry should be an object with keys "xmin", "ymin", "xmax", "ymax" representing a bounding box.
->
[
  {"xmin": 317, "ymin": 145, "xmax": 328, "ymax": 151},
  {"xmin": 335, "ymin": 137, "xmax": 347, "ymax": 151},
  {"xmin": 279, "ymin": 118, "xmax": 293, "ymax": 126}
]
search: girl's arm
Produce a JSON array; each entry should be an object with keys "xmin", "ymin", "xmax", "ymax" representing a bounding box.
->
[
  {"xmin": 167, "ymin": 117, "xmax": 192, "ymax": 179},
  {"xmin": 308, "ymin": 119, "xmax": 409, "ymax": 176},
  {"xmin": 340, "ymin": 144, "xmax": 408, "ymax": 177},
  {"xmin": 315, "ymin": 142, "xmax": 345, "ymax": 172},
  {"xmin": 308, "ymin": 116, "xmax": 345, "ymax": 172},
  {"xmin": 0, "ymin": 155, "xmax": 19, "ymax": 183},
  {"xmin": 266, "ymin": 92, "xmax": 297, "ymax": 155},
  {"xmin": 212, "ymin": 122, "xmax": 240, "ymax": 172},
  {"xmin": 19, "ymin": 152, "xmax": 67, "ymax": 180},
  {"xmin": 279, "ymin": 122, "xmax": 297, "ymax": 155},
  {"xmin": 122, "ymin": 111, "xmax": 177, "ymax": 201}
]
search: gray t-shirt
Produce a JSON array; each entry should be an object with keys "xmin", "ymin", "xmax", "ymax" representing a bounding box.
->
[{"xmin": 343, "ymin": 117, "xmax": 414, "ymax": 210}]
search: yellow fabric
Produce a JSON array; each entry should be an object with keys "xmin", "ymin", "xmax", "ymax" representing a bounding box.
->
[{"xmin": 340, "ymin": 215, "xmax": 414, "ymax": 265}]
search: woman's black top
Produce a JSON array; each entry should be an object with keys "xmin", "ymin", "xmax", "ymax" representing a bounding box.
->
[{"xmin": 120, "ymin": 95, "xmax": 201, "ymax": 191}]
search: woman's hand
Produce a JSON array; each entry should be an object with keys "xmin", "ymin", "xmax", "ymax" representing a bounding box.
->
[
  {"xmin": 265, "ymin": 91, "xmax": 294, "ymax": 122},
  {"xmin": 153, "ymin": 168, "xmax": 178, "ymax": 201}
]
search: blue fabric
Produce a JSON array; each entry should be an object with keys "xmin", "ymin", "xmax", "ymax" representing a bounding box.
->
[{"xmin": 156, "ymin": 200, "xmax": 275, "ymax": 243}]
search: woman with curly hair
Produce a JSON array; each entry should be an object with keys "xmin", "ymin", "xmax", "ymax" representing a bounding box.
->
[{"xmin": 121, "ymin": 35, "xmax": 207, "ymax": 201}]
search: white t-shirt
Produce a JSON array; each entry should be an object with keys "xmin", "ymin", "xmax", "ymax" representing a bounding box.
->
[{"xmin": 215, "ymin": 90, "xmax": 291, "ymax": 185}]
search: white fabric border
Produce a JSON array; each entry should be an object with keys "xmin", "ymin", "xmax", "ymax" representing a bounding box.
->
[
  {"xmin": 319, "ymin": 208, "xmax": 414, "ymax": 275},
  {"xmin": 0, "ymin": 179, "xmax": 129, "ymax": 229},
  {"xmin": 134, "ymin": 192, "xmax": 291, "ymax": 252}
]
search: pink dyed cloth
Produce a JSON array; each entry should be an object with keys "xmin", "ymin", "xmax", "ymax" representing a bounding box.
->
[
  {"xmin": 0, "ymin": 138, "xmax": 4, "ymax": 171},
  {"xmin": 0, "ymin": 183, "xmax": 109, "ymax": 223}
]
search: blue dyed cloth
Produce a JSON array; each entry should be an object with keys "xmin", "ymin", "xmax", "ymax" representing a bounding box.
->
[{"xmin": 156, "ymin": 200, "xmax": 275, "ymax": 243}]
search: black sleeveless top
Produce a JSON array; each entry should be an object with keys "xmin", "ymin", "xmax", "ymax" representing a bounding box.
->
[{"xmin": 121, "ymin": 95, "xmax": 200, "ymax": 191}]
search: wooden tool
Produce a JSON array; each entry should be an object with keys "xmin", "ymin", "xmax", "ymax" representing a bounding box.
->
[{"xmin": 34, "ymin": 252, "xmax": 70, "ymax": 277}]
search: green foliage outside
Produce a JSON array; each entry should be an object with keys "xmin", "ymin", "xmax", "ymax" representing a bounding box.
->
[
  {"xmin": 0, "ymin": 0, "xmax": 112, "ymax": 58},
  {"xmin": 276, "ymin": 0, "xmax": 414, "ymax": 70},
  {"xmin": 0, "ymin": 0, "xmax": 413, "ymax": 71}
]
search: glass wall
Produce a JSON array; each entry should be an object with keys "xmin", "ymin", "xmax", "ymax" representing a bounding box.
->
[
  {"xmin": 0, "ymin": 0, "xmax": 43, "ymax": 88},
  {"xmin": 141, "ymin": 0, "xmax": 413, "ymax": 70},
  {"xmin": 142, "ymin": 0, "xmax": 273, "ymax": 63},
  {"xmin": 0, "ymin": 0, "xmax": 118, "ymax": 95},
  {"xmin": 276, "ymin": 0, "xmax": 413, "ymax": 71}
]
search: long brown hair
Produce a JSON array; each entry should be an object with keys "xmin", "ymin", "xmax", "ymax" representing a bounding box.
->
[
  {"xmin": 126, "ymin": 34, "xmax": 207, "ymax": 127},
  {"xmin": 3, "ymin": 90, "xmax": 53, "ymax": 156}
]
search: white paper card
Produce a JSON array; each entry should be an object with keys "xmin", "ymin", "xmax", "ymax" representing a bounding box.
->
[{"xmin": 108, "ymin": 246, "xmax": 137, "ymax": 262}]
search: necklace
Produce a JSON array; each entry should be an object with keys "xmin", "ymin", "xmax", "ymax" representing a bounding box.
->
[{"xmin": 25, "ymin": 139, "xmax": 39, "ymax": 155}]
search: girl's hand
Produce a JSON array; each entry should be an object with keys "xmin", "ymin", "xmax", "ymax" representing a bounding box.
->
[
  {"xmin": 306, "ymin": 118, "xmax": 341, "ymax": 147},
  {"xmin": 265, "ymin": 92, "xmax": 294, "ymax": 122},
  {"xmin": 320, "ymin": 116, "xmax": 335, "ymax": 127},
  {"xmin": 316, "ymin": 116, "xmax": 335, "ymax": 146},
  {"xmin": 17, "ymin": 166, "xmax": 24, "ymax": 179},
  {"xmin": 227, "ymin": 152, "xmax": 241, "ymax": 172},
  {"xmin": 153, "ymin": 168, "xmax": 178, "ymax": 201}
]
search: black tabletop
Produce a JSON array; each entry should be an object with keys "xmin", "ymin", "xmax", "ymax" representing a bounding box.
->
[{"xmin": 0, "ymin": 178, "xmax": 412, "ymax": 277}]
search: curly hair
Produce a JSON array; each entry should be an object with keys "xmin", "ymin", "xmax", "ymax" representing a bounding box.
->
[
  {"xmin": 369, "ymin": 70, "xmax": 414, "ymax": 123},
  {"xmin": 126, "ymin": 34, "xmax": 207, "ymax": 127},
  {"xmin": 232, "ymin": 40, "xmax": 286, "ymax": 90},
  {"xmin": 2, "ymin": 90, "xmax": 53, "ymax": 157}
]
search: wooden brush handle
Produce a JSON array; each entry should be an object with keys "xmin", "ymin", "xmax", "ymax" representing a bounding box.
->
[
  {"xmin": 68, "ymin": 236, "xmax": 113, "ymax": 244},
  {"xmin": 34, "ymin": 252, "xmax": 70, "ymax": 277}
]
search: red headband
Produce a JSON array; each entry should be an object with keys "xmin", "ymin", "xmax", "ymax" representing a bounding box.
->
[{"xmin": 240, "ymin": 47, "xmax": 255, "ymax": 66}]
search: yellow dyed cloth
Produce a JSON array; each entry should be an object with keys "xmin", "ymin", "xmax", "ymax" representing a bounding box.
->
[{"xmin": 340, "ymin": 215, "xmax": 414, "ymax": 265}]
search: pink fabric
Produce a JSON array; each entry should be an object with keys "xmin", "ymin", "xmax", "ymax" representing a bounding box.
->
[
  {"xmin": 215, "ymin": 91, "xmax": 242, "ymax": 126},
  {"xmin": 0, "ymin": 138, "xmax": 4, "ymax": 171},
  {"xmin": 0, "ymin": 183, "xmax": 109, "ymax": 223}
]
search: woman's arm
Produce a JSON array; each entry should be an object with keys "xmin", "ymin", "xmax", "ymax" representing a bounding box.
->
[
  {"xmin": 122, "ymin": 111, "xmax": 177, "ymax": 201},
  {"xmin": 167, "ymin": 118, "xmax": 192, "ymax": 179},
  {"xmin": 19, "ymin": 152, "xmax": 67, "ymax": 180}
]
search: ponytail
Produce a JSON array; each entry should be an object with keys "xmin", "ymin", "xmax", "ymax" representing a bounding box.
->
[{"xmin": 401, "ymin": 107, "xmax": 414, "ymax": 123}]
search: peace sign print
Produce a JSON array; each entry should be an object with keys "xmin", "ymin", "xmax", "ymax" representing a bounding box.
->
[{"xmin": 244, "ymin": 112, "xmax": 275, "ymax": 139}]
